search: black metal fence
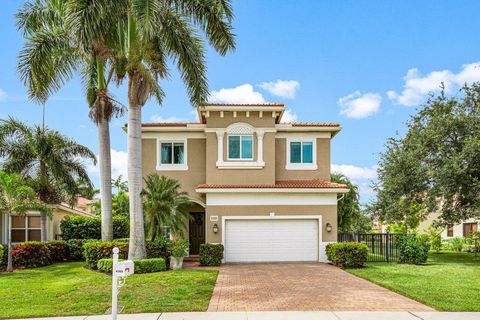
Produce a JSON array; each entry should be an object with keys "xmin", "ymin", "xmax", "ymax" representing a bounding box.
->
[{"xmin": 338, "ymin": 233, "xmax": 399, "ymax": 262}]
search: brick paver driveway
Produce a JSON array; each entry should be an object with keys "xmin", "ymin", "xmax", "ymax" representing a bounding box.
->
[{"xmin": 208, "ymin": 263, "xmax": 434, "ymax": 312}]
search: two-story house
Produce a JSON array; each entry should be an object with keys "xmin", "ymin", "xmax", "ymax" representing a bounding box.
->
[{"xmin": 141, "ymin": 103, "xmax": 348, "ymax": 263}]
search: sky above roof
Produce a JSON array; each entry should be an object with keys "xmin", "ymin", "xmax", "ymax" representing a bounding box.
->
[{"xmin": 2, "ymin": 1, "xmax": 480, "ymax": 203}]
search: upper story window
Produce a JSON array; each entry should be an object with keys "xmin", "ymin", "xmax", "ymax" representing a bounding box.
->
[
  {"xmin": 286, "ymin": 137, "xmax": 317, "ymax": 170},
  {"xmin": 228, "ymin": 135, "xmax": 253, "ymax": 160},
  {"xmin": 290, "ymin": 141, "xmax": 313, "ymax": 164},
  {"xmin": 157, "ymin": 139, "xmax": 188, "ymax": 171}
]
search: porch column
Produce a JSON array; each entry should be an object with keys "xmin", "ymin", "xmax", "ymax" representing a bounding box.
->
[
  {"xmin": 257, "ymin": 130, "xmax": 265, "ymax": 164},
  {"xmin": 216, "ymin": 130, "xmax": 225, "ymax": 165}
]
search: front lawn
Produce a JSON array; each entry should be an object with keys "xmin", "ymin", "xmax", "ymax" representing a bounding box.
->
[
  {"xmin": 348, "ymin": 251, "xmax": 480, "ymax": 311},
  {"xmin": 0, "ymin": 262, "xmax": 217, "ymax": 319}
]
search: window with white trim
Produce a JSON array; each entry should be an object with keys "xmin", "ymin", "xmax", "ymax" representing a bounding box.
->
[
  {"xmin": 157, "ymin": 140, "xmax": 188, "ymax": 170},
  {"xmin": 290, "ymin": 141, "xmax": 313, "ymax": 164},
  {"xmin": 228, "ymin": 135, "xmax": 253, "ymax": 160},
  {"xmin": 11, "ymin": 215, "xmax": 41, "ymax": 242}
]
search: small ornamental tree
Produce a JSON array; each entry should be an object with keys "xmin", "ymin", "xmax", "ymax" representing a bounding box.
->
[{"xmin": 0, "ymin": 171, "xmax": 49, "ymax": 272}]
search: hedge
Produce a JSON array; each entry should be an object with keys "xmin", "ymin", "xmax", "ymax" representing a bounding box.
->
[
  {"xmin": 83, "ymin": 238, "xmax": 171, "ymax": 270},
  {"xmin": 0, "ymin": 244, "xmax": 4, "ymax": 267},
  {"xmin": 60, "ymin": 215, "xmax": 129, "ymax": 240},
  {"xmin": 97, "ymin": 258, "xmax": 166, "ymax": 274},
  {"xmin": 200, "ymin": 243, "xmax": 224, "ymax": 266},
  {"xmin": 326, "ymin": 242, "xmax": 368, "ymax": 269},
  {"xmin": 397, "ymin": 233, "xmax": 430, "ymax": 264}
]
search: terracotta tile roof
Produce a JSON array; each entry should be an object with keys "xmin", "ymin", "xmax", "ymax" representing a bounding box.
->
[
  {"xmin": 141, "ymin": 122, "xmax": 201, "ymax": 127},
  {"xmin": 202, "ymin": 103, "xmax": 284, "ymax": 107},
  {"xmin": 287, "ymin": 122, "xmax": 340, "ymax": 127},
  {"xmin": 197, "ymin": 179, "xmax": 347, "ymax": 189}
]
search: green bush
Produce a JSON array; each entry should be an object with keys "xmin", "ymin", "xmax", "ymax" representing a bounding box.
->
[
  {"xmin": 97, "ymin": 258, "xmax": 166, "ymax": 274},
  {"xmin": 12, "ymin": 242, "xmax": 51, "ymax": 268},
  {"xmin": 0, "ymin": 244, "xmax": 4, "ymax": 267},
  {"xmin": 44, "ymin": 240, "xmax": 69, "ymax": 262},
  {"xmin": 199, "ymin": 243, "xmax": 224, "ymax": 266},
  {"xmin": 397, "ymin": 233, "xmax": 431, "ymax": 264},
  {"xmin": 84, "ymin": 239, "xmax": 171, "ymax": 269},
  {"xmin": 170, "ymin": 239, "xmax": 189, "ymax": 257},
  {"xmin": 426, "ymin": 227, "xmax": 442, "ymax": 253},
  {"xmin": 66, "ymin": 239, "xmax": 93, "ymax": 261},
  {"xmin": 326, "ymin": 242, "xmax": 368, "ymax": 269},
  {"xmin": 445, "ymin": 237, "xmax": 464, "ymax": 252},
  {"xmin": 60, "ymin": 215, "xmax": 129, "ymax": 240}
]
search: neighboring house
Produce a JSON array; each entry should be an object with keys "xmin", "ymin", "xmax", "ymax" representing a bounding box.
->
[
  {"xmin": 0, "ymin": 201, "xmax": 95, "ymax": 243},
  {"xmin": 417, "ymin": 211, "xmax": 479, "ymax": 238},
  {"xmin": 141, "ymin": 103, "xmax": 348, "ymax": 263}
]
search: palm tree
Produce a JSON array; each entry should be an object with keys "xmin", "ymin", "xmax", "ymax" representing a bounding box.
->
[
  {"xmin": 331, "ymin": 173, "xmax": 361, "ymax": 232},
  {"xmin": 112, "ymin": 0, "xmax": 235, "ymax": 259},
  {"xmin": 0, "ymin": 118, "xmax": 96, "ymax": 241},
  {"xmin": 143, "ymin": 174, "xmax": 192, "ymax": 241},
  {"xmin": 0, "ymin": 171, "xmax": 49, "ymax": 272},
  {"xmin": 112, "ymin": 175, "xmax": 128, "ymax": 194},
  {"xmin": 16, "ymin": 0, "xmax": 124, "ymax": 241}
]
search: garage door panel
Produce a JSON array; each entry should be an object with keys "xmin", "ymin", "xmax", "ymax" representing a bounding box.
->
[{"xmin": 225, "ymin": 219, "xmax": 318, "ymax": 263}]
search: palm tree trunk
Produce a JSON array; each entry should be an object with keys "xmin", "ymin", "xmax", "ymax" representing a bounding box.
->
[
  {"xmin": 39, "ymin": 163, "xmax": 48, "ymax": 242},
  {"xmin": 127, "ymin": 102, "xmax": 146, "ymax": 259},
  {"xmin": 7, "ymin": 213, "xmax": 13, "ymax": 272},
  {"xmin": 98, "ymin": 116, "xmax": 113, "ymax": 241}
]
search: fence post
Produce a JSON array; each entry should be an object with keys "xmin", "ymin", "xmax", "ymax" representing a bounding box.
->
[{"xmin": 386, "ymin": 231, "xmax": 390, "ymax": 263}]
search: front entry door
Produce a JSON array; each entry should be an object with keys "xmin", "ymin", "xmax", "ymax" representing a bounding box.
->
[{"xmin": 189, "ymin": 212, "xmax": 205, "ymax": 255}]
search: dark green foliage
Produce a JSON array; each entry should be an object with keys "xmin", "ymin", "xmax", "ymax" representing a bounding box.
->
[
  {"xmin": 326, "ymin": 242, "xmax": 368, "ymax": 269},
  {"xmin": 60, "ymin": 215, "xmax": 129, "ymax": 240},
  {"xmin": 170, "ymin": 239, "xmax": 189, "ymax": 257},
  {"xmin": 84, "ymin": 239, "xmax": 171, "ymax": 270},
  {"xmin": 397, "ymin": 233, "xmax": 431, "ymax": 264},
  {"xmin": 0, "ymin": 244, "xmax": 4, "ymax": 266},
  {"xmin": 199, "ymin": 243, "xmax": 224, "ymax": 266},
  {"xmin": 374, "ymin": 84, "xmax": 480, "ymax": 227},
  {"xmin": 97, "ymin": 258, "xmax": 166, "ymax": 274},
  {"xmin": 66, "ymin": 239, "xmax": 91, "ymax": 261}
]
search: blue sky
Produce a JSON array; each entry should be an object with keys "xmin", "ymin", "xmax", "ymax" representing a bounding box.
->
[{"xmin": 2, "ymin": 0, "xmax": 480, "ymax": 203}]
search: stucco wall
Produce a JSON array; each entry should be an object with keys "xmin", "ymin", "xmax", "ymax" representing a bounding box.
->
[
  {"xmin": 205, "ymin": 204, "xmax": 337, "ymax": 244},
  {"xmin": 275, "ymin": 137, "xmax": 331, "ymax": 181},
  {"xmin": 142, "ymin": 138, "xmax": 206, "ymax": 203},
  {"xmin": 205, "ymin": 112, "xmax": 276, "ymax": 128}
]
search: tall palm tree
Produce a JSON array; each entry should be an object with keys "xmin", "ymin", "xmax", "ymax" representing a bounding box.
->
[
  {"xmin": 16, "ymin": 0, "xmax": 124, "ymax": 241},
  {"xmin": 106, "ymin": 0, "xmax": 235, "ymax": 259},
  {"xmin": 0, "ymin": 171, "xmax": 49, "ymax": 272},
  {"xmin": 143, "ymin": 174, "xmax": 192, "ymax": 241},
  {"xmin": 0, "ymin": 118, "xmax": 96, "ymax": 240}
]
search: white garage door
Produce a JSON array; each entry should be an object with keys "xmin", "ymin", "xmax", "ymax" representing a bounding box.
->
[{"xmin": 225, "ymin": 219, "xmax": 319, "ymax": 263}]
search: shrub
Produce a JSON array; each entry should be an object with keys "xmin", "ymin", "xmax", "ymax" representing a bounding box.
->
[
  {"xmin": 84, "ymin": 239, "xmax": 171, "ymax": 269},
  {"xmin": 199, "ymin": 243, "xmax": 224, "ymax": 266},
  {"xmin": 170, "ymin": 239, "xmax": 189, "ymax": 258},
  {"xmin": 0, "ymin": 244, "xmax": 4, "ymax": 267},
  {"xmin": 446, "ymin": 237, "xmax": 464, "ymax": 252},
  {"xmin": 44, "ymin": 240, "xmax": 69, "ymax": 262},
  {"xmin": 426, "ymin": 227, "xmax": 442, "ymax": 253},
  {"xmin": 397, "ymin": 233, "xmax": 431, "ymax": 264},
  {"xmin": 60, "ymin": 216, "xmax": 129, "ymax": 240},
  {"xmin": 12, "ymin": 242, "xmax": 50, "ymax": 268},
  {"xmin": 83, "ymin": 241, "xmax": 128, "ymax": 269},
  {"xmin": 97, "ymin": 258, "xmax": 166, "ymax": 274},
  {"xmin": 326, "ymin": 242, "xmax": 368, "ymax": 269},
  {"xmin": 66, "ymin": 239, "xmax": 92, "ymax": 261}
]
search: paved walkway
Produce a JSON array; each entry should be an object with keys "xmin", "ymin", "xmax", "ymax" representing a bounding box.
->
[
  {"xmin": 11, "ymin": 312, "xmax": 480, "ymax": 320},
  {"xmin": 208, "ymin": 263, "xmax": 433, "ymax": 311}
]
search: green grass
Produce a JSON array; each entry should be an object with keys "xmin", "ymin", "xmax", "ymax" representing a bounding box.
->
[
  {"xmin": 0, "ymin": 262, "xmax": 218, "ymax": 319},
  {"xmin": 348, "ymin": 251, "xmax": 480, "ymax": 311}
]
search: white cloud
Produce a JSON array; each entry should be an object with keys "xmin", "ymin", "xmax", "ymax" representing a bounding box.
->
[
  {"xmin": 257, "ymin": 80, "xmax": 300, "ymax": 99},
  {"xmin": 332, "ymin": 164, "xmax": 378, "ymax": 203},
  {"xmin": 387, "ymin": 62, "xmax": 480, "ymax": 106},
  {"xmin": 0, "ymin": 89, "xmax": 7, "ymax": 102},
  {"xmin": 338, "ymin": 91, "xmax": 382, "ymax": 119},
  {"xmin": 150, "ymin": 115, "xmax": 188, "ymax": 123},
  {"xmin": 88, "ymin": 149, "xmax": 128, "ymax": 179},
  {"xmin": 209, "ymin": 84, "xmax": 266, "ymax": 104},
  {"xmin": 280, "ymin": 109, "xmax": 298, "ymax": 123},
  {"xmin": 331, "ymin": 164, "xmax": 377, "ymax": 180}
]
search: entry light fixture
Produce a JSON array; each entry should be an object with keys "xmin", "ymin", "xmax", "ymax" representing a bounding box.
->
[
  {"xmin": 213, "ymin": 223, "xmax": 219, "ymax": 234},
  {"xmin": 326, "ymin": 222, "xmax": 332, "ymax": 233}
]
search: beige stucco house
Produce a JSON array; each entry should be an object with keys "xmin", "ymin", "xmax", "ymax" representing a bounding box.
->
[
  {"xmin": 1, "ymin": 201, "xmax": 94, "ymax": 244},
  {"xmin": 141, "ymin": 103, "xmax": 348, "ymax": 263}
]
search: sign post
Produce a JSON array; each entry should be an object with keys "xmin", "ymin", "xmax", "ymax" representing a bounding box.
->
[{"xmin": 111, "ymin": 247, "xmax": 134, "ymax": 320}]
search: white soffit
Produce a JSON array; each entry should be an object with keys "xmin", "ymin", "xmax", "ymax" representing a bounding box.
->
[{"xmin": 206, "ymin": 192, "xmax": 338, "ymax": 206}]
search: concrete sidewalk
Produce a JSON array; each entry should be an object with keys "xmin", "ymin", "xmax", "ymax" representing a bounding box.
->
[{"xmin": 11, "ymin": 312, "xmax": 480, "ymax": 320}]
